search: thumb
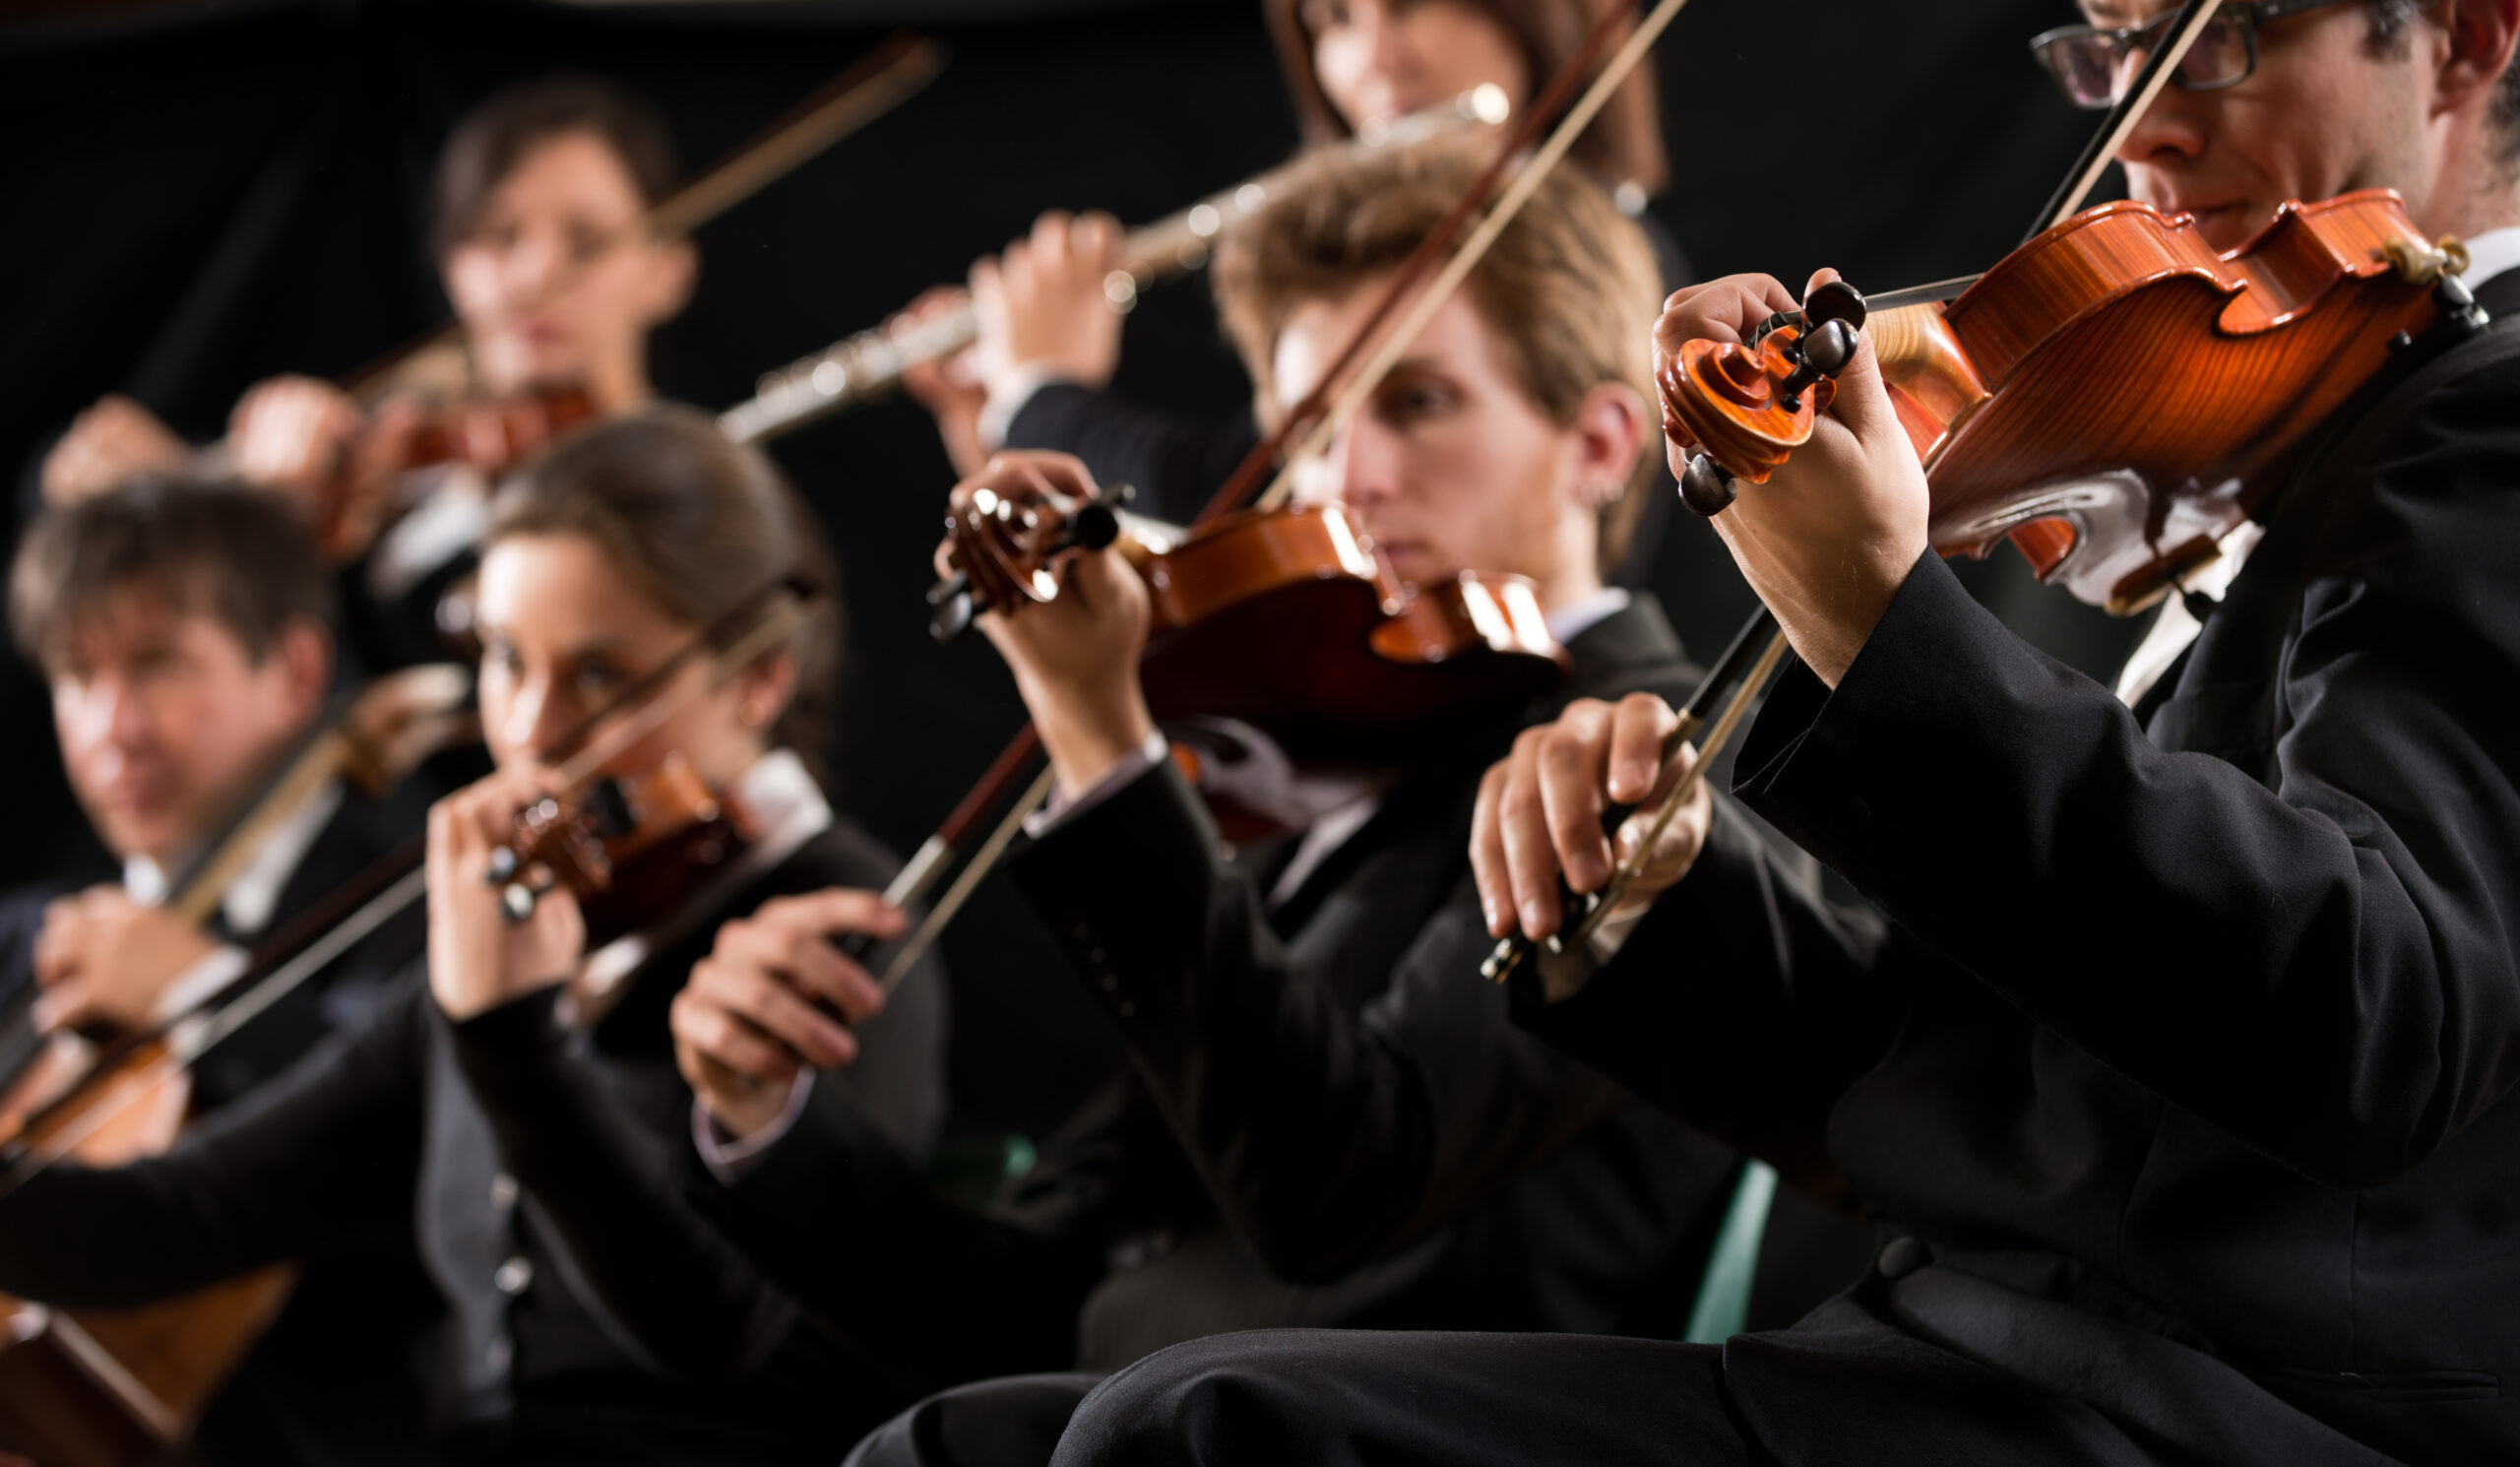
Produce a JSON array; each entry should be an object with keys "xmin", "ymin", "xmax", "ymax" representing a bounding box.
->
[{"xmin": 1800, "ymin": 269, "xmax": 1905, "ymax": 450}]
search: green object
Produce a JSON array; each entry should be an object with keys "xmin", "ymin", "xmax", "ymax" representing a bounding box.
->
[
  {"xmin": 1682, "ymin": 1159, "xmax": 1778, "ymax": 1345},
  {"xmin": 925, "ymin": 1131, "xmax": 1039, "ymax": 1204}
]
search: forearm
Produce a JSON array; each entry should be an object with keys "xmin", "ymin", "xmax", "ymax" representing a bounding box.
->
[
  {"xmin": 446, "ymin": 991, "xmax": 795, "ymax": 1382},
  {"xmin": 1737, "ymin": 550, "xmax": 2520, "ymax": 1185}
]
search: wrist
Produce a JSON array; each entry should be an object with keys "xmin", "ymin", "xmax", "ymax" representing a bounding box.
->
[{"xmin": 1028, "ymin": 676, "xmax": 1157, "ymax": 796}]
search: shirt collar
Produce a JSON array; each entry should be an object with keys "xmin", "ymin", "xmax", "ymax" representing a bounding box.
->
[
  {"xmin": 120, "ymin": 776, "xmax": 344, "ymax": 937},
  {"xmin": 1546, "ymin": 587, "xmax": 1631, "ymax": 646},
  {"xmin": 2458, "ymin": 224, "xmax": 2520, "ymax": 293}
]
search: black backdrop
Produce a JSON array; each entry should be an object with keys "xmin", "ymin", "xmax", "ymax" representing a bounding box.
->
[{"xmin": 0, "ymin": 0, "xmax": 2125, "ymax": 1138}]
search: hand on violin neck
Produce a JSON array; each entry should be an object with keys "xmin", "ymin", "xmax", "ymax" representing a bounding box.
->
[
  {"xmin": 672, "ymin": 890, "xmax": 901, "ymax": 1139},
  {"xmin": 1470, "ymin": 693, "xmax": 1712, "ymax": 944},
  {"xmin": 30, "ymin": 886, "xmax": 220, "ymax": 1035},
  {"xmin": 425, "ymin": 764, "xmax": 584, "ymax": 1023},
  {"xmin": 1657, "ymin": 271, "xmax": 1929, "ymax": 688}
]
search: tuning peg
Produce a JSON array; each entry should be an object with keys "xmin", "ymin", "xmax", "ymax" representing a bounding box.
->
[
  {"xmin": 1802, "ymin": 279, "xmax": 1868, "ymax": 332},
  {"xmin": 1679, "ymin": 454, "xmax": 1738, "ymax": 517}
]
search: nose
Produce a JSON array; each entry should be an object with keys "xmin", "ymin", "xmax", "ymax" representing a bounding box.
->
[
  {"xmin": 1312, "ymin": 415, "xmax": 1404, "ymax": 511},
  {"xmin": 2113, "ymin": 71, "xmax": 2209, "ymax": 177},
  {"xmin": 496, "ymin": 672, "xmax": 575, "ymax": 768}
]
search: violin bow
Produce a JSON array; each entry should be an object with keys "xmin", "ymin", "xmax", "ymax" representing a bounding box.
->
[
  {"xmin": 337, "ymin": 34, "xmax": 947, "ymax": 403},
  {"xmin": 865, "ymin": 0, "xmax": 1704, "ymax": 993},
  {"xmin": 1482, "ymin": 0, "xmax": 2233, "ymax": 984},
  {"xmin": 0, "ymin": 583, "xmax": 820, "ymax": 1192}
]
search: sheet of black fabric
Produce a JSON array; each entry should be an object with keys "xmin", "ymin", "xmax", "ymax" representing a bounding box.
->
[{"xmin": 0, "ymin": 814, "xmax": 947, "ymax": 1464}]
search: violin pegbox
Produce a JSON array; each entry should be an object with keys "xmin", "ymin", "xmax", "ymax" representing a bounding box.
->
[{"xmin": 1661, "ymin": 280, "xmax": 1868, "ymax": 516}]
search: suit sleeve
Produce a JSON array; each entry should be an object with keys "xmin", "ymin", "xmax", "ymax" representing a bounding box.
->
[
  {"xmin": 1728, "ymin": 368, "xmax": 2520, "ymax": 1188},
  {"xmin": 1006, "ymin": 758, "xmax": 1665, "ymax": 1283},
  {"xmin": 0, "ymin": 972, "xmax": 428, "ymax": 1307},
  {"xmin": 688, "ymin": 1072, "xmax": 1111, "ymax": 1390},
  {"xmin": 445, "ymin": 989, "xmax": 808, "ymax": 1385},
  {"xmin": 1001, "ymin": 385, "xmax": 1261, "ymax": 525}
]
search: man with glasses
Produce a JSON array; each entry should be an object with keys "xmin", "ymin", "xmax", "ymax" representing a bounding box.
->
[{"xmin": 1038, "ymin": 3, "xmax": 2520, "ymax": 1465}]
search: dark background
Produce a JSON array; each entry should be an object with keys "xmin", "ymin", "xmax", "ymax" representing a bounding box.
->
[{"xmin": 0, "ymin": 0, "xmax": 2127, "ymax": 1140}]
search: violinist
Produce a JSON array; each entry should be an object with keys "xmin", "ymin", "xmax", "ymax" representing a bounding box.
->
[
  {"xmin": 678, "ymin": 139, "xmax": 1794, "ymax": 1467},
  {"xmin": 3, "ymin": 479, "xmax": 426, "ymax": 1110},
  {"xmin": 901, "ymin": 0, "xmax": 1707, "ymax": 595},
  {"xmin": 1049, "ymin": 3, "xmax": 2520, "ymax": 1465},
  {"xmin": 1, "ymin": 478, "xmax": 444, "ymax": 1462},
  {"xmin": 36, "ymin": 74, "xmax": 695, "ymax": 671},
  {"xmin": 0, "ymin": 410, "xmax": 947, "ymax": 1464}
]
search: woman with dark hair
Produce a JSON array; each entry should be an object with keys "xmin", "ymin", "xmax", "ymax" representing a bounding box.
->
[
  {"xmin": 904, "ymin": 3, "xmax": 1683, "ymax": 527},
  {"xmin": 0, "ymin": 409, "xmax": 947, "ymax": 1465},
  {"xmin": 39, "ymin": 74, "xmax": 698, "ymax": 670}
]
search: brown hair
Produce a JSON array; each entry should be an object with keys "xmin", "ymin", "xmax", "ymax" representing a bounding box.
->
[
  {"xmin": 1263, "ymin": 0, "xmax": 1669, "ymax": 197},
  {"xmin": 428, "ymin": 74, "xmax": 682, "ymax": 263},
  {"xmin": 1211, "ymin": 134, "xmax": 1664, "ymax": 568},
  {"xmin": 483, "ymin": 408, "xmax": 842, "ymax": 779},
  {"xmin": 11, "ymin": 478, "xmax": 335, "ymax": 670}
]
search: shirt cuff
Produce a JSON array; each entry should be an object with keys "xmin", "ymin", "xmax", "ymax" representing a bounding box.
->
[
  {"xmin": 977, "ymin": 365, "xmax": 1082, "ymax": 453},
  {"xmin": 692, "ymin": 1069, "xmax": 816, "ymax": 1185},
  {"xmin": 1023, "ymin": 732, "xmax": 1169, "ymax": 838}
]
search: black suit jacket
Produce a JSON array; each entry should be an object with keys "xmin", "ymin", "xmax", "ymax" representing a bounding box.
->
[
  {"xmin": 706, "ymin": 597, "xmax": 1759, "ymax": 1389},
  {"xmin": 0, "ymin": 787, "xmax": 426, "ymax": 1113},
  {"xmin": 1519, "ymin": 276, "xmax": 2520, "ymax": 1466},
  {"xmin": 0, "ymin": 813, "xmax": 947, "ymax": 1465}
]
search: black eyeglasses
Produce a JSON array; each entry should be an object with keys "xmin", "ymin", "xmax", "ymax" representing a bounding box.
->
[{"xmin": 2030, "ymin": 0, "xmax": 2362, "ymax": 110}]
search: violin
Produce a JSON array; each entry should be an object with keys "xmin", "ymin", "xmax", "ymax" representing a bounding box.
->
[
  {"xmin": 0, "ymin": 663, "xmax": 476, "ymax": 1464},
  {"xmin": 933, "ymin": 476, "xmax": 1566, "ymax": 765},
  {"xmin": 487, "ymin": 752, "xmax": 761, "ymax": 952},
  {"xmin": 1661, "ymin": 190, "xmax": 2482, "ymax": 613},
  {"xmin": 301, "ymin": 379, "xmax": 598, "ymax": 563}
]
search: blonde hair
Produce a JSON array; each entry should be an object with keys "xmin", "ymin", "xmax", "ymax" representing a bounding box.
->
[{"xmin": 1212, "ymin": 135, "xmax": 1664, "ymax": 567}]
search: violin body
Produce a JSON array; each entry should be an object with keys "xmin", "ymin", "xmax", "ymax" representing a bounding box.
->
[
  {"xmin": 506, "ymin": 753, "xmax": 760, "ymax": 948},
  {"xmin": 1663, "ymin": 191, "xmax": 2449, "ymax": 612},
  {"xmin": 317, "ymin": 381, "xmax": 598, "ymax": 561},
  {"xmin": 1131, "ymin": 505, "xmax": 1565, "ymax": 762},
  {"xmin": 0, "ymin": 1042, "xmax": 295, "ymax": 1465}
]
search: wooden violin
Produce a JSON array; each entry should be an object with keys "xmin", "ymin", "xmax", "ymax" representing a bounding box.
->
[
  {"xmin": 300, "ymin": 379, "xmax": 598, "ymax": 562},
  {"xmin": 487, "ymin": 752, "xmax": 760, "ymax": 950},
  {"xmin": 933, "ymin": 475, "xmax": 1566, "ymax": 764},
  {"xmin": 1661, "ymin": 190, "xmax": 2481, "ymax": 614}
]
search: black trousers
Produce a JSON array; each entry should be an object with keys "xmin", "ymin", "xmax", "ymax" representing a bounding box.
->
[{"xmin": 1043, "ymin": 1269, "xmax": 2399, "ymax": 1467}]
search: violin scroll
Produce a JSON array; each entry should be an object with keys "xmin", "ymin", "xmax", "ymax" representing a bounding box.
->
[
  {"xmin": 485, "ymin": 754, "xmax": 757, "ymax": 945},
  {"xmin": 928, "ymin": 477, "xmax": 1134, "ymax": 642},
  {"xmin": 1663, "ymin": 281, "xmax": 1869, "ymax": 517}
]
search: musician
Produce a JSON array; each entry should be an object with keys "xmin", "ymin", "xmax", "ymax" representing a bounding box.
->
[
  {"xmin": 36, "ymin": 73, "xmax": 695, "ymax": 671},
  {"xmin": 676, "ymin": 139, "xmax": 1809, "ymax": 1467},
  {"xmin": 0, "ymin": 410, "xmax": 947, "ymax": 1464},
  {"xmin": 902, "ymin": 0, "xmax": 1709, "ymax": 599},
  {"xmin": 3, "ymin": 479, "xmax": 428, "ymax": 1111},
  {"xmin": 1048, "ymin": 2, "xmax": 2520, "ymax": 1464}
]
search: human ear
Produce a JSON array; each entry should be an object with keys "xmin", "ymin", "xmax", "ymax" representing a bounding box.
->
[
  {"xmin": 637, "ymin": 238, "xmax": 699, "ymax": 329},
  {"xmin": 2434, "ymin": 0, "xmax": 2520, "ymax": 119},
  {"xmin": 733, "ymin": 649, "xmax": 799, "ymax": 737},
  {"xmin": 1568, "ymin": 381, "xmax": 1648, "ymax": 511},
  {"xmin": 275, "ymin": 618, "xmax": 335, "ymax": 729}
]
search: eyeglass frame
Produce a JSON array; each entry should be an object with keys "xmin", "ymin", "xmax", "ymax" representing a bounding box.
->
[{"xmin": 2029, "ymin": 0, "xmax": 2368, "ymax": 110}]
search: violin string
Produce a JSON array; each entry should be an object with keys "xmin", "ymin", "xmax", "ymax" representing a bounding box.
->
[
  {"xmin": 1254, "ymin": 0, "xmax": 1691, "ymax": 512},
  {"xmin": 877, "ymin": 764, "xmax": 1059, "ymax": 995}
]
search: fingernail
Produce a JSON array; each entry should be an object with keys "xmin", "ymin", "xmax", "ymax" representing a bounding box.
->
[
  {"xmin": 1480, "ymin": 899, "xmax": 1500, "ymax": 936},
  {"xmin": 1520, "ymin": 901, "xmax": 1548, "ymax": 936},
  {"xmin": 1615, "ymin": 761, "xmax": 1655, "ymax": 799}
]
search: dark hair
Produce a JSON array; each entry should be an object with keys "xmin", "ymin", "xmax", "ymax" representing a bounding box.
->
[
  {"xmin": 428, "ymin": 74, "xmax": 682, "ymax": 262},
  {"xmin": 1213, "ymin": 135, "xmax": 1662, "ymax": 569},
  {"xmin": 483, "ymin": 407, "xmax": 842, "ymax": 781},
  {"xmin": 1262, "ymin": 0, "xmax": 1669, "ymax": 198},
  {"xmin": 2366, "ymin": 0, "xmax": 2520, "ymax": 170},
  {"xmin": 10, "ymin": 478, "xmax": 335, "ymax": 670}
]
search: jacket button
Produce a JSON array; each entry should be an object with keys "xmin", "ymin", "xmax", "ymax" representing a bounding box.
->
[
  {"xmin": 1114, "ymin": 997, "xmax": 1137, "ymax": 1019},
  {"xmin": 494, "ymin": 1256, "xmax": 535, "ymax": 1296},
  {"xmin": 1877, "ymin": 1235, "xmax": 1927, "ymax": 1280},
  {"xmin": 484, "ymin": 1333, "xmax": 513, "ymax": 1374},
  {"xmin": 489, "ymin": 1173, "xmax": 519, "ymax": 1210}
]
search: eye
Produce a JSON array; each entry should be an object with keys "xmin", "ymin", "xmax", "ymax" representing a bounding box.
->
[
  {"xmin": 1377, "ymin": 376, "xmax": 1459, "ymax": 423},
  {"xmin": 478, "ymin": 636, "xmax": 521, "ymax": 677},
  {"xmin": 572, "ymin": 659, "xmax": 629, "ymax": 698},
  {"xmin": 565, "ymin": 223, "xmax": 610, "ymax": 264}
]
